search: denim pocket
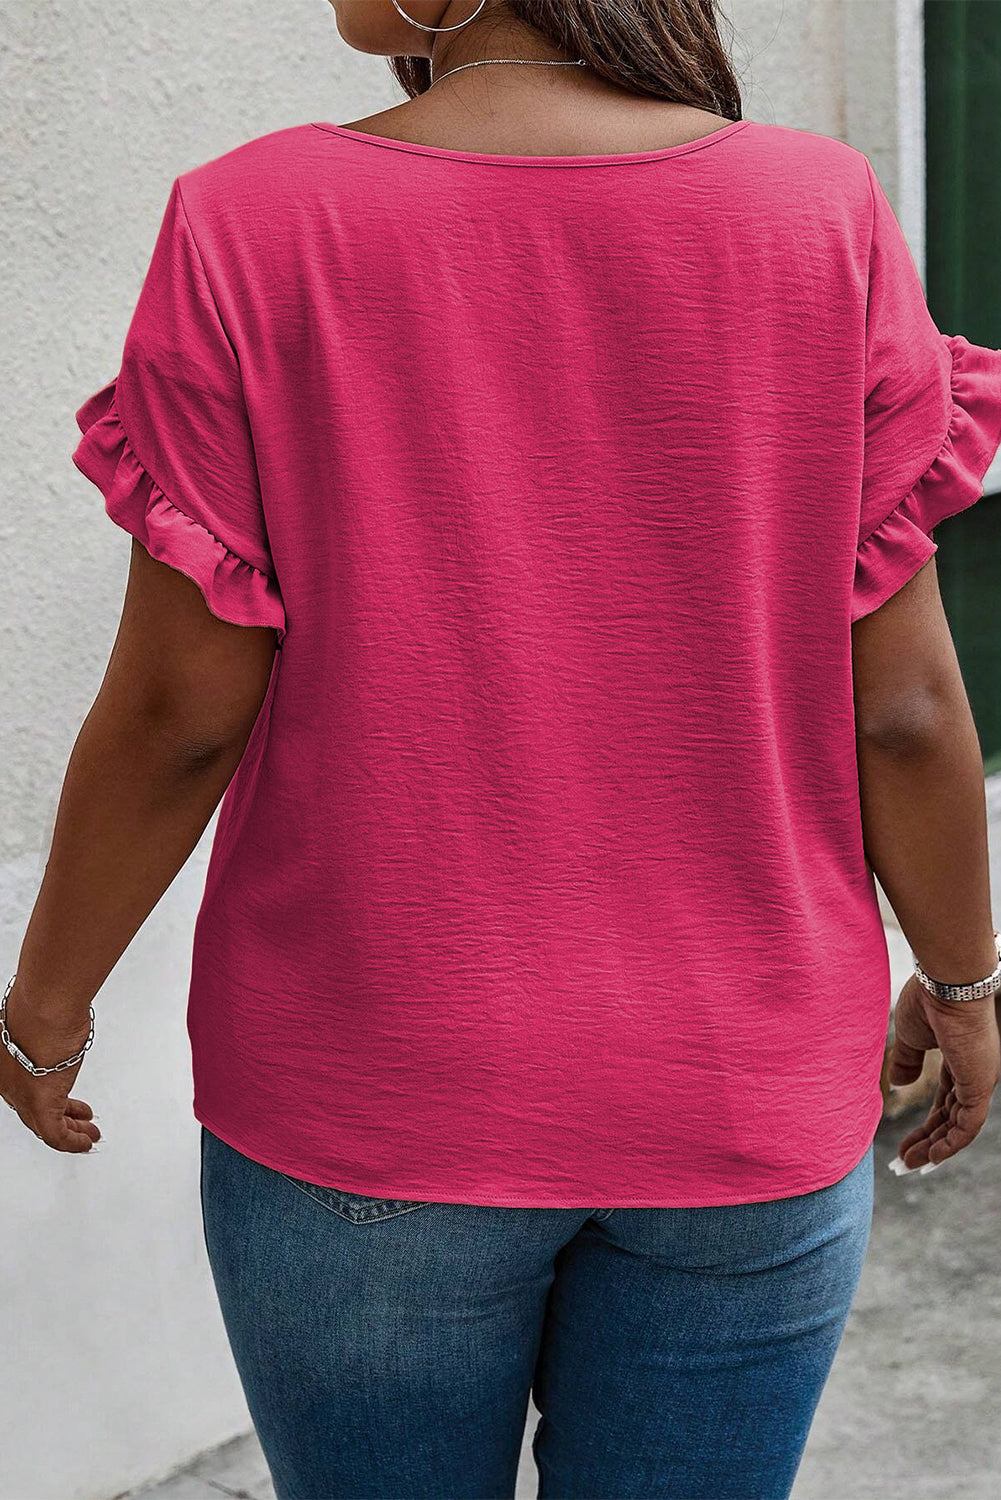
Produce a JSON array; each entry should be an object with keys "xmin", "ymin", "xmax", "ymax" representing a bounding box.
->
[{"xmin": 280, "ymin": 1173, "xmax": 432, "ymax": 1224}]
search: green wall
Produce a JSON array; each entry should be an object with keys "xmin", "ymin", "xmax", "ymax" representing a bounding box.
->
[{"xmin": 924, "ymin": 0, "xmax": 1001, "ymax": 771}]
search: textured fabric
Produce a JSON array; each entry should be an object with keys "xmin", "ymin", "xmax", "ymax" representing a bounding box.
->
[
  {"xmin": 72, "ymin": 119, "xmax": 1001, "ymax": 1207},
  {"xmin": 200, "ymin": 1124, "xmax": 874, "ymax": 1500}
]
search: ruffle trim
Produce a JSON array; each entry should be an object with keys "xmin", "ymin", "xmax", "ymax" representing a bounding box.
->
[
  {"xmin": 72, "ymin": 379, "xmax": 287, "ymax": 643},
  {"xmin": 853, "ymin": 334, "xmax": 1001, "ymax": 622}
]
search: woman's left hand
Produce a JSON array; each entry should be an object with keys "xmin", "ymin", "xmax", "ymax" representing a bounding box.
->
[{"xmin": 1, "ymin": 989, "xmax": 101, "ymax": 1152}]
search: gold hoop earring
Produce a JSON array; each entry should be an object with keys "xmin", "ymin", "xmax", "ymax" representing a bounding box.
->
[{"xmin": 390, "ymin": 0, "xmax": 488, "ymax": 34}]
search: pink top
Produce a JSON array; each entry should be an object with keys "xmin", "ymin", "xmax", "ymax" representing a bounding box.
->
[{"xmin": 72, "ymin": 118, "xmax": 1001, "ymax": 1207}]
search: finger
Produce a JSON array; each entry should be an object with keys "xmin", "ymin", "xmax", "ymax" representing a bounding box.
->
[
  {"xmin": 37, "ymin": 1117, "xmax": 96, "ymax": 1153},
  {"xmin": 887, "ymin": 1035, "xmax": 929, "ymax": 1086},
  {"xmin": 65, "ymin": 1098, "xmax": 94, "ymax": 1121},
  {"xmin": 66, "ymin": 1116, "xmax": 101, "ymax": 1143},
  {"xmin": 926, "ymin": 1101, "xmax": 992, "ymax": 1164},
  {"xmin": 897, "ymin": 1109, "xmax": 955, "ymax": 1165},
  {"xmin": 925, "ymin": 1116, "xmax": 953, "ymax": 1147},
  {"xmin": 901, "ymin": 1099, "xmax": 991, "ymax": 1168},
  {"xmin": 898, "ymin": 1097, "xmax": 952, "ymax": 1158},
  {"xmin": 897, "ymin": 1132, "xmax": 945, "ymax": 1168}
]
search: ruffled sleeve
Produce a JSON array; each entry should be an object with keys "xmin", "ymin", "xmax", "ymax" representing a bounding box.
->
[
  {"xmin": 74, "ymin": 378, "xmax": 286, "ymax": 641},
  {"xmin": 852, "ymin": 158, "xmax": 1001, "ymax": 622},
  {"xmin": 853, "ymin": 335, "xmax": 1001, "ymax": 622},
  {"xmin": 72, "ymin": 176, "xmax": 287, "ymax": 643}
]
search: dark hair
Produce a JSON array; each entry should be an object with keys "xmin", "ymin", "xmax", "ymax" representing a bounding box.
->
[{"xmin": 388, "ymin": 0, "xmax": 742, "ymax": 120}]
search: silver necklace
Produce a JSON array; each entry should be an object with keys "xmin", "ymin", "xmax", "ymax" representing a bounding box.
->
[{"xmin": 428, "ymin": 57, "xmax": 588, "ymax": 91}]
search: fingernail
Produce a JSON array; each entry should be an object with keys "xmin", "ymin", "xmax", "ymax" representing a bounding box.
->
[
  {"xmin": 887, "ymin": 1155, "xmax": 912, "ymax": 1174},
  {"xmin": 919, "ymin": 1160, "xmax": 941, "ymax": 1175}
]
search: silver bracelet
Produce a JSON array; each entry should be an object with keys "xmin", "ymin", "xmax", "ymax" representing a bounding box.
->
[
  {"xmin": 912, "ymin": 932, "xmax": 1001, "ymax": 1003},
  {"xmin": 1, "ymin": 973, "xmax": 96, "ymax": 1076}
]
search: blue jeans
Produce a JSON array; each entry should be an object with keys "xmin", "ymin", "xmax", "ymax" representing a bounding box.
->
[{"xmin": 200, "ymin": 1126, "xmax": 875, "ymax": 1500}]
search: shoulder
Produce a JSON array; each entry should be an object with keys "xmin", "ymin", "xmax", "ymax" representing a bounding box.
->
[
  {"xmin": 735, "ymin": 120, "xmax": 876, "ymax": 238},
  {"xmin": 740, "ymin": 119, "xmax": 870, "ymax": 179},
  {"xmin": 739, "ymin": 120, "xmax": 874, "ymax": 194},
  {"xmin": 174, "ymin": 123, "xmax": 331, "ymax": 226}
]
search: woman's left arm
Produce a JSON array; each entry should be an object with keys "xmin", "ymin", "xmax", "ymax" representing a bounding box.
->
[{"xmin": 1, "ymin": 539, "xmax": 279, "ymax": 1151}]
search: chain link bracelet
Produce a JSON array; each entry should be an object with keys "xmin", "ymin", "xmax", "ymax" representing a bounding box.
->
[
  {"xmin": 1, "ymin": 973, "xmax": 96, "ymax": 1076},
  {"xmin": 912, "ymin": 931, "xmax": 1001, "ymax": 1003}
]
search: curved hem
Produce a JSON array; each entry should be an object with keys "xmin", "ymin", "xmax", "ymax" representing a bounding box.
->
[{"xmin": 193, "ymin": 1091, "xmax": 883, "ymax": 1210}]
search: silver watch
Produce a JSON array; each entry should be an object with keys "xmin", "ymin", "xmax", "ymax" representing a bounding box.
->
[{"xmin": 913, "ymin": 931, "xmax": 1001, "ymax": 1003}]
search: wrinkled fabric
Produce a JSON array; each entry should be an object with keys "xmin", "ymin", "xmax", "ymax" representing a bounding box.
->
[{"xmin": 72, "ymin": 119, "xmax": 1001, "ymax": 1207}]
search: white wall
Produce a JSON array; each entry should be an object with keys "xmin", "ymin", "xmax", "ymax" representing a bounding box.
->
[
  {"xmin": 0, "ymin": 4, "xmax": 922, "ymax": 1498},
  {"xmin": 1, "ymin": 5, "xmax": 398, "ymax": 1498}
]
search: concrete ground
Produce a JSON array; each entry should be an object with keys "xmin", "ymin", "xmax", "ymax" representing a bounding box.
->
[{"xmin": 133, "ymin": 1098, "xmax": 1001, "ymax": 1500}]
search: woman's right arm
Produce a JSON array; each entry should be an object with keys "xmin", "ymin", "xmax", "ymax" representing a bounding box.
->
[{"xmin": 852, "ymin": 552, "xmax": 1001, "ymax": 1169}]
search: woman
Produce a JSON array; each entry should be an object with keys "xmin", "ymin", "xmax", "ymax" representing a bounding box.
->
[{"xmin": 4, "ymin": 1, "xmax": 1001, "ymax": 1496}]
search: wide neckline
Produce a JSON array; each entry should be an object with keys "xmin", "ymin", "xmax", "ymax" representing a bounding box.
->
[{"xmin": 310, "ymin": 117, "xmax": 752, "ymax": 167}]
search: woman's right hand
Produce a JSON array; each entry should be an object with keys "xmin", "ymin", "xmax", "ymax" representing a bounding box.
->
[
  {"xmin": 888, "ymin": 974, "xmax": 1000, "ymax": 1170},
  {"xmin": 1, "ymin": 983, "xmax": 101, "ymax": 1153}
]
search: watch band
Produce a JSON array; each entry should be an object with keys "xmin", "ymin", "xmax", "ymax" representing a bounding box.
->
[{"xmin": 913, "ymin": 931, "xmax": 1001, "ymax": 1003}]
